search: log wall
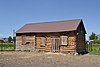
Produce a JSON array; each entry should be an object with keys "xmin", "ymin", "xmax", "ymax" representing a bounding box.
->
[
  {"xmin": 16, "ymin": 34, "xmax": 35, "ymax": 50},
  {"xmin": 76, "ymin": 22, "xmax": 86, "ymax": 52},
  {"xmin": 36, "ymin": 37, "xmax": 45, "ymax": 49},
  {"xmin": 60, "ymin": 32, "xmax": 75, "ymax": 53},
  {"xmin": 16, "ymin": 32, "xmax": 77, "ymax": 53},
  {"xmin": 76, "ymin": 34, "xmax": 86, "ymax": 52},
  {"xmin": 35, "ymin": 33, "xmax": 60, "ymax": 51},
  {"xmin": 45, "ymin": 37, "xmax": 52, "ymax": 51},
  {"xmin": 16, "ymin": 32, "xmax": 85, "ymax": 53}
]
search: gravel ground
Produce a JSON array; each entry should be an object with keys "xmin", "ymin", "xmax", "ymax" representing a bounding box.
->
[{"xmin": 0, "ymin": 52, "xmax": 100, "ymax": 67}]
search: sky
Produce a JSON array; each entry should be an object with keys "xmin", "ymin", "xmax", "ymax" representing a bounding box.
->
[{"xmin": 0, "ymin": 0, "xmax": 100, "ymax": 40}]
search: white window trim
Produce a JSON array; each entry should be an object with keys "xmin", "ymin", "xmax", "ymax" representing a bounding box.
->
[{"xmin": 61, "ymin": 36, "xmax": 68, "ymax": 45}]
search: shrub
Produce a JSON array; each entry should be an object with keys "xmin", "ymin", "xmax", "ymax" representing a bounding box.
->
[
  {"xmin": 93, "ymin": 40, "xmax": 100, "ymax": 44},
  {"xmin": 0, "ymin": 40, "xmax": 4, "ymax": 43}
]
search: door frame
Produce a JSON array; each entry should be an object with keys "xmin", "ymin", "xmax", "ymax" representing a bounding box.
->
[{"xmin": 51, "ymin": 37, "xmax": 60, "ymax": 52}]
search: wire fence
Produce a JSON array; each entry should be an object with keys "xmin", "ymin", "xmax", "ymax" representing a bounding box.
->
[
  {"xmin": 0, "ymin": 43, "xmax": 15, "ymax": 51},
  {"xmin": 0, "ymin": 42, "xmax": 100, "ymax": 52},
  {"xmin": 86, "ymin": 44, "xmax": 100, "ymax": 52}
]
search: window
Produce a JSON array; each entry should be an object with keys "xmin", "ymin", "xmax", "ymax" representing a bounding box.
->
[
  {"xmin": 22, "ymin": 35, "xmax": 26, "ymax": 45},
  {"xmin": 61, "ymin": 36, "xmax": 68, "ymax": 45},
  {"xmin": 40, "ymin": 37, "xmax": 46, "ymax": 47}
]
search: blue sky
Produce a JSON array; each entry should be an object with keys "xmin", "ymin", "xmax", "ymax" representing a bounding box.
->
[{"xmin": 0, "ymin": 0, "xmax": 100, "ymax": 40}]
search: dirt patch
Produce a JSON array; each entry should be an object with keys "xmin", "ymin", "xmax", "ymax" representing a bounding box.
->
[{"xmin": 0, "ymin": 51, "xmax": 100, "ymax": 67}]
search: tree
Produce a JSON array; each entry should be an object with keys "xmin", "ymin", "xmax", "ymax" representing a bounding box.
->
[
  {"xmin": 97, "ymin": 34, "xmax": 100, "ymax": 40},
  {"xmin": 0, "ymin": 40, "xmax": 3, "ymax": 43},
  {"xmin": 13, "ymin": 36, "xmax": 16, "ymax": 43},
  {"xmin": 89, "ymin": 32, "xmax": 98, "ymax": 40},
  {"xmin": 8, "ymin": 36, "xmax": 13, "ymax": 43}
]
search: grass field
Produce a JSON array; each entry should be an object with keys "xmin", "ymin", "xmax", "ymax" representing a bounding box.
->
[
  {"xmin": 87, "ymin": 44, "xmax": 100, "ymax": 55},
  {"xmin": 0, "ymin": 43, "xmax": 15, "ymax": 51}
]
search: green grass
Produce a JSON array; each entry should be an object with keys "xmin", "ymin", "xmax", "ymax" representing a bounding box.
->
[
  {"xmin": 87, "ymin": 44, "xmax": 100, "ymax": 55},
  {"xmin": 0, "ymin": 43, "xmax": 15, "ymax": 51},
  {"xmin": 89, "ymin": 51, "xmax": 100, "ymax": 55}
]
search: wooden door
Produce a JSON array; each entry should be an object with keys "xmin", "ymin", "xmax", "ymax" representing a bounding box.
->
[{"xmin": 51, "ymin": 38, "xmax": 60, "ymax": 52}]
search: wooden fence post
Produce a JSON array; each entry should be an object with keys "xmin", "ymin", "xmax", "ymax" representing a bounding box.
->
[{"xmin": 1, "ymin": 40, "xmax": 3, "ymax": 51}]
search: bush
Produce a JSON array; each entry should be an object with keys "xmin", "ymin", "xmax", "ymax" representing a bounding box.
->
[
  {"xmin": 88, "ymin": 44, "xmax": 100, "ymax": 55},
  {"xmin": 0, "ymin": 40, "xmax": 3, "ymax": 43},
  {"xmin": 93, "ymin": 40, "xmax": 100, "ymax": 44}
]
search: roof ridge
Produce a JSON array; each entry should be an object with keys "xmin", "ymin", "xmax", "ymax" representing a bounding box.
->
[{"xmin": 26, "ymin": 19, "xmax": 81, "ymax": 25}]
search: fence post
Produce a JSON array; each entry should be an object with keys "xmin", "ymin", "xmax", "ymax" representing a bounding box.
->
[
  {"xmin": 13, "ymin": 29, "xmax": 16, "ymax": 51},
  {"xmin": 14, "ymin": 40, "xmax": 16, "ymax": 50},
  {"xmin": 91, "ymin": 43, "xmax": 92, "ymax": 51},
  {"xmin": 1, "ymin": 40, "xmax": 3, "ymax": 51}
]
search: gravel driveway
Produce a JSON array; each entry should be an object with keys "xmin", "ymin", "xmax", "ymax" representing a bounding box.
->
[{"xmin": 0, "ymin": 52, "xmax": 100, "ymax": 67}]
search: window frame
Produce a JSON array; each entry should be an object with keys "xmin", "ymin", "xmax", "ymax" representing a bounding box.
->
[{"xmin": 60, "ymin": 36, "xmax": 68, "ymax": 45}]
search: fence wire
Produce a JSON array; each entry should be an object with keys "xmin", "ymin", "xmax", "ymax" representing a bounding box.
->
[{"xmin": 0, "ymin": 43, "xmax": 15, "ymax": 51}]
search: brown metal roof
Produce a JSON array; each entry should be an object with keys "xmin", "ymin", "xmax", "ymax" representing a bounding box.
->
[{"xmin": 16, "ymin": 19, "xmax": 82, "ymax": 33}]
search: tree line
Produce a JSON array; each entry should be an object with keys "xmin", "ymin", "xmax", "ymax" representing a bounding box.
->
[
  {"xmin": 8, "ymin": 36, "xmax": 16, "ymax": 43},
  {"xmin": 89, "ymin": 32, "xmax": 100, "ymax": 44},
  {"xmin": 0, "ymin": 36, "xmax": 16, "ymax": 43}
]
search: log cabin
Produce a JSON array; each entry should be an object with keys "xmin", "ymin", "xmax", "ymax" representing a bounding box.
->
[{"xmin": 16, "ymin": 19, "xmax": 86, "ymax": 54}]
